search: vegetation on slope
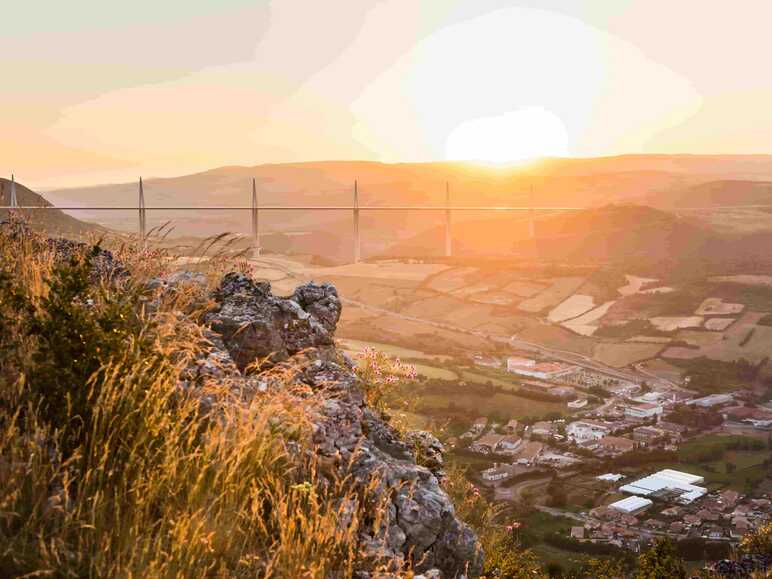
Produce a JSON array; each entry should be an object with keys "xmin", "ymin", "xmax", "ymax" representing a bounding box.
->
[{"xmin": 0, "ymin": 224, "xmax": 395, "ymax": 577}]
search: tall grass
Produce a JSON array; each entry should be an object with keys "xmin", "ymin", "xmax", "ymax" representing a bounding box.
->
[{"xmin": 0, "ymin": 223, "xmax": 401, "ymax": 578}]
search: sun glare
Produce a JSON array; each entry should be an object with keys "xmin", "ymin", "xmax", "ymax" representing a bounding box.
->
[{"xmin": 444, "ymin": 108, "xmax": 570, "ymax": 163}]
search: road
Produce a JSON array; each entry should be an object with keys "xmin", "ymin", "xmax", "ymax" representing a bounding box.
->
[{"xmin": 339, "ymin": 296, "xmax": 656, "ymax": 386}]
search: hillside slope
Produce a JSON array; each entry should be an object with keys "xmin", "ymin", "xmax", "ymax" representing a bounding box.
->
[{"xmin": 0, "ymin": 178, "xmax": 104, "ymax": 238}]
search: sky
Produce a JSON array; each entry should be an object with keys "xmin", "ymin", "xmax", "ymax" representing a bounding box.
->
[{"xmin": 5, "ymin": 0, "xmax": 772, "ymax": 187}]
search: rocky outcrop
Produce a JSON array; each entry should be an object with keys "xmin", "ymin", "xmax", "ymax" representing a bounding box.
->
[
  {"xmin": 204, "ymin": 273, "xmax": 341, "ymax": 371},
  {"xmin": 198, "ymin": 273, "xmax": 482, "ymax": 577}
]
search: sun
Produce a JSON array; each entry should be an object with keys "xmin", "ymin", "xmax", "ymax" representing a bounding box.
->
[{"xmin": 445, "ymin": 107, "xmax": 570, "ymax": 163}]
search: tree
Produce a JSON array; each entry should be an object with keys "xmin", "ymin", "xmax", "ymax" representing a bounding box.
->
[
  {"xmin": 739, "ymin": 521, "xmax": 772, "ymax": 557},
  {"xmin": 635, "ymin": 538, "xmax": 687, "ymax": 579},
  {"xmin": 725, "ymin": 461, "xmax": 736, "ymax": 474},
  {"xmin": 583, "ymin": 557, "xmax": 626, "ymax": 579}
]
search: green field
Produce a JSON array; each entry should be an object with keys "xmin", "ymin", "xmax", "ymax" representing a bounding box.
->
[
  {"xmin": 635, "ymin": 434, "xmax": 770, "ymax": 491},
  {"xmin": 417, "ymin": 391, "xmax": 566, "ymax": 421},
  {"xmin": 337, "ymin": 338, "xmax": 450, "ymax": 361},
  {"xmin": 460, "ymin": 368, "xmax": 521, "ymax": 390}
]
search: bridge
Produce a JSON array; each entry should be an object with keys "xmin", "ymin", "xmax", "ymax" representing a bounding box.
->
[{"xmin": 3, "ymin": 174, "xmax": 771, "ymax": 262}]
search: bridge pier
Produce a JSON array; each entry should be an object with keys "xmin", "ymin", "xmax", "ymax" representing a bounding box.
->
[
  {"xmin": 138, "ymin": 177, "xmax": 146, "ymax": 247},
  {"xmin": 445, "ymin": 182, "xmax": 452, "ymax": 257},
  {"xmin": 251, "ymin": 178, "xmax": 260, "ymax": 258},
  {"xmin": 353, "ymin": 180, "xmax": 361, "ymax": 263}
]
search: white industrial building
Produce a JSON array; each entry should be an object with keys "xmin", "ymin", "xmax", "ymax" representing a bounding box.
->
[
  {"xmin": 507, "ymin": 357, "xmax": 577, "ymax": 380},
  {"xmin": 567, "ymin": 420, "xmax": 611, "ymax": 442},
  {"xmin": 624, "ymin": 402, "xmax": 664, "ymax": 420},
  {"xmin": 609, "ymin": 496, "xmax": 653, "ymax": 514},
  {"xmin": 619, "ymin": 469, "xmax": 707, "ymax": 504}
]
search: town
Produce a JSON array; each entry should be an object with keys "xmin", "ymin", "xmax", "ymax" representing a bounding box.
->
[{"xmin": 448, "ymin": 351, "xmax": 772, "ymax": 553}]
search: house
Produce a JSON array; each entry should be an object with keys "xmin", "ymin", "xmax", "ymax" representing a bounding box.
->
[
  {"xmin": 670, "ymin": 521, "xmax": 685, "ymax": 534},
  {"xmin": 496, "ymin": 435, "xmax": 523, "ymax": 455},
  {"xmin": 469, "ymin": 433, "xmax": 506, "ymax": 454},
  {"xmin": 481, "ymin": 463, "xmax": 513, "ymax": 482},
  {"xmin": 656, "ymin": 421, "xmax": 687, "ymax": 440},
  {"xmin": 473, "ymin": 355, "xmax": 502, "ymax": 369},
  {"xmin": 688, "ymin": 393, "xmax": 734, "ymax": 408},
  {"xmin": 624, "ymin": 402, "xmax": 663, "ymax": 420},
  {"xmin": 683, "ymin": 514, "xmax": 701, "ymax": 526},
  {"xmin": 504, "ymin": 419, "xmax": 519, "ymax": 434},
  {"xmin": 568, "ymin": 398, "xmax": 588, "ymax": 409},
  {"xmin": 462, "ymin": 416, "xmax": 489, "ymax": 438},
  {"xmin": 595, "ymin": 436, "xmax": 635, "ymax": 455},
  {"xmin": 514, "ymin": 441, "xmax": 543, "ymax": 465},
  {"xmin": 531, "ymin": 421, "xmax": 557, "ymax": 437},
  {"xmin": 696, "ymin": 509, "xmax": 720, "ymax": 522},
  {"xmin": 632, "ymin": 425, "xmax": 664, "ymax": 445},
  {"xmin": 550, "ymin": 386, "xmax": 577, "ymax": 399},
  {"xmin": 570, "ymin": 527, "xmax": 585, "ymax": 540},
  {"xmin": 567, "ymin": 420, "xmax": 611, "ymax": 442}
]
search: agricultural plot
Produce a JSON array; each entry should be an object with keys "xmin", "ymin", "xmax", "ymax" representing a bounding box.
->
[
  {"xmin": 663, "ymin": 311, "xmax": 772, "ymax": 363},
  {"xmin": 636, "ymin": 358, "xmax": 685, "ymax": 383},
  {"xmin": 517, "ymin": 277, "xmax": 586, "ymax": 313},
  {"xmin": 560, "ymin": 300, "xmax": 616, "ymax": 336},
  {"xmin": 706, "ymin": 317, "xmax": 736, "ymax": 331},
  {"xmin": 336, "ymin": 339, "xmax": 449, "ymax": 361},
  {"xmin": 425, "ymin": 267, "xmax": 477, "ymax": 292},
  {"xmin": 617, "ymin": 274, "xmax": 658, "ymax": 296},
  {"xmin": 696, "ymin": 297, "xmax": 744, "ymax": 316},
  {"xmin": 625, "ymin": 336, "xmax": 672, "ymax": 344},
  {"xmin": 417, "ymin": 391, "xmax": 565, "ymax": 420},
  {"xmin": 650, "ymin": 316, "xmax": 704, "ymax": 331},
  {"xmin": 465, "ymin": 290, "xmax": 519, "ymax": 306},
  {"xmin": 710, "ymin": 275, "xmax": 772, "ymax": 287},
  {"xmin": 592, "ymin": 342, "xmax": 663, "ymax": 368},
  {"xmin": 547, "ymin": 294, "xmax": 595, "ymax": 322},
  {"xmin": 674, "ymin": 330, "xmax": 725, "ymax": 347},
  {"xmin": 502, "ymin": 279, "xmax": 549, "ymax": 298}
]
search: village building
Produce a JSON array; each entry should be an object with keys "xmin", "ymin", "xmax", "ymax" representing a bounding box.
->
[
  {"xmin": 514, "ymin": 441, "xmax": 544, "ymax": 465},
  {"xmin": 481, "ymin": 463, "xmax": 513, "ymax": 482},
  {"xmin": 567, "ymin": 420, "xmax": 611, "ymax": 442},
  {"xmin": 496, "ymin": 435, "xmax": 523, "ymax": 455},
  {"xmin": 688, "ymin": 393, "xmax": 734, "ymax": 408},
  {"xmin": 469, "ymin": 433, "xmax": 506, "ymax": 454},
  {"xmin": 632, "ymin": 425, "xmax": 665, "ymax": 445},
  {"xmin": 507, "ymin": 357, "xmax": 578, "ymax": 380},
  {"xmin": 594, "ymin": 436, "xmax": 635, "ymax": 455},
  {"xmin": 619, "ymin": 469, "xmax": 707, "ymax": 504},
  {"xmin": 624, "ymin": 402, "xmax": 664, "ymax": 420},
  {"xmin": 504, "ymin": 419, "xmax": 519, "ymax": 434},
  {"xmin": 531, "ymin": 421, "xmax": 558, "ymax": 437},
  {"xmin": 609, "ymin": 496, "xmax": 653, "ymax": 515}
]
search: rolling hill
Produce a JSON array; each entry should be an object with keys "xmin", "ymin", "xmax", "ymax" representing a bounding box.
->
[{"xmin": 0, "ymin": 178, "xmax": 104, "ymax": 238}]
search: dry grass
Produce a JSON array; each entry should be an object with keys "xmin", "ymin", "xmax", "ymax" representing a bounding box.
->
[{"xmin": 0, "ymin": 223, "xmax": 403, "ymax": 578}]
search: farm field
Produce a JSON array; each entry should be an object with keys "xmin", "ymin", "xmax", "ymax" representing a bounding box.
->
[
  {"xmin": 663, "ymin": 311, "xmax": 772, "ymax": 363},
  {"xmin": 561, "ymin": 300, "xmax": 616, "ymax": 336},
  {"xmin": 705, "ymin": 318, "xmax": 736, "ymax": 331},
  {"xmin": 710, "ymin": 275, "xmax": 772, "ymax": 287},
  {"xmin": 618, "ymin": 274, "xmax": 658, "ymax": 296},
  {"xmin": 336, "ymin": 338, "xmax": 450, "ymax": 361},
  {"xmin": 417, "ymin": 391, "xmax": 566, "ymax": 420},
  {"xmin": 517, "ymin": 277, "xmax": 586, "ymax": 313},
  {"xmin": 696, "ymin": 297, "xmax": 744, "ymax": 316},
  {"xmin": 592, "ymin": 342, "xmax": 663, "ymax": 367},
  {"xmin": 650, "ymin": 316, "xmax": 704, "ymax": 331},
  {"xmin": 547, "ymin": 294, "xmax": 595, "ymax": 322}
]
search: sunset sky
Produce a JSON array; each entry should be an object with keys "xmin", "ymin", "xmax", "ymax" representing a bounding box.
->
[{"xmin": 5, "ymin": 0, "xmax": 772, "ymax": 187}]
